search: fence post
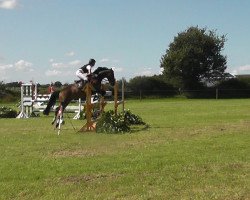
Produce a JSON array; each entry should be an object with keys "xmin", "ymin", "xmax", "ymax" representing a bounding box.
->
[
  {"xmin": 114, "ymin": 81, "xmax": 118, "ymax": 115},
  {"xmin": 122, "ymin": 78, "xmax": 125, "ymax": 113},
  {"xmin": 216, "ymin": 88, "xmax": 218, "ymax": 99}
]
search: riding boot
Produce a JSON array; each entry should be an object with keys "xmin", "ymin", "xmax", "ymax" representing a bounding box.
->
[
  {"xmin": 93, "ymin": 93, "xmax": 99, "ymax": 101},
  {"xmin": 76, "ymin": 80, "xmax": 85, "ymax": 89}
]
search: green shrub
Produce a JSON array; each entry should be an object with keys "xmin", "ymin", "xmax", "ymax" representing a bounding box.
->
[
  {"xmin": 124, "ymin": 110, "xmax": 145, "ymax": 125},
  {"xmin": 0, "ymin": 106, "xmax": 17, "ymax": 118},
  {"xmin": 96, "ymin": 110, "xmax": 146, "ymax": 134}
]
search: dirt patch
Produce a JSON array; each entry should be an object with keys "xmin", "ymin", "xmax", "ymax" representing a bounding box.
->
[
  {"xmin": 61, "ymin": 173, "xmax": 123, "ymax": 184},
  {"xmin": 51, "ymin": 149, "xmax": 99, "ymax": 157}
]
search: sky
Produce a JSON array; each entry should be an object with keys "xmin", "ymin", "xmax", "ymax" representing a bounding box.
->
[{"xmin": 0, "ymin": 0, "xmax": 250, "ymax": 84}]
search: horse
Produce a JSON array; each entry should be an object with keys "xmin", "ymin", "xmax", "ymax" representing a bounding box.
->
[{"xmin": 43, "ymin": 67, "xmax": 115, "ymax": 130}]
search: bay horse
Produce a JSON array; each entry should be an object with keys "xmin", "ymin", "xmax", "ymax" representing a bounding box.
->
[{"xmin": 43, "ymin": 67, "xmax": 115, "ymax": 129}]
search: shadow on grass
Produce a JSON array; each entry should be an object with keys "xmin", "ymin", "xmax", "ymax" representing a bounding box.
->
[{"xmin": 130, "ymin": 124, "xmax": 150, "ymax": 133}]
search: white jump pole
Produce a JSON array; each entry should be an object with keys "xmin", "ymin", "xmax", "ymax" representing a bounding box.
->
[
  {"xmin": 114, "ymin": 78, "xmax": 125, "ymax": 115},
  {"xmin": 16, "ymin": 83, "xmax": 33, "ymax": 118},
  {"xmin": 73, "ymin": 98, "xmax": 82, "ymax": 119}
]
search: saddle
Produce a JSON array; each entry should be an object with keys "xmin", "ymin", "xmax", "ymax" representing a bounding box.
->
[{"xmin": 75, "ymin": 80, "xmax": 86, "ymax": 89}]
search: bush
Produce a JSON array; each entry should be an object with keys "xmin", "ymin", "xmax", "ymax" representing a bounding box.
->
[
  {"xmin": 0, "ymin": 106, "xmax": 17, "ymax": 118},
  {"xmin": 215, "ymin": 78, "xmax": 250, "ymax": 98},
  {"xmin": 96, "ymin": 110, "xmax": 146, "ymax": 134},
  {"xmin": 127, "ymin": 75, "xmax": 177, "ymax": 98},
  {"xmin": 0, "ymin": 89, "xmax": 20, "ymax": 103},
  {"xmin": 124, "ymin": 110, "xmax": 145, "ymax": 125}
]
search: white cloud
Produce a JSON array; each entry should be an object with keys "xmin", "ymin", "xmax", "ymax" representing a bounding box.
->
[
  {"xmin": 100, "ymin": 58, "xmax": 120, "ymax": 64},
  {"xmin": 0, "ymin": 64, "xmax": 13, "ymax": 70},
  {"xmin": 134, "ymin": 66, "xmax": 161, "ymax": 77},
  {"xmin": 51, "ymin": 62, "xmax": 66, "ymax": 68},
  {"xmin": 62, "ymin": 70, "xmax": 74, "ymax": 76},
  {"xmin": 65, "ymin": 51, "xmax": 75, "ymax": 57},
  {"xmin": 0, "ymin": 60, "xmax": 34, "ymax": 82},
  {"xmin": 49, "ymin": 58, "xmax": 54, "ymax": 63},
  {"xmin": 0, "ymin": 60, "xmax": 33, "ymax": 72},
  {"xmin": 238, "ymin": 65, "xmax": 250, "ymax": 71},
  {"xmin": 159, "ymin": 67, "xmax": 164, "ymax": 75},
  {"xmin": 113, "ymin": 67, "xmax": 123, "ymax": 72},
  {"xmin": 140, "ymin": 70, "xmax": 154, "ymax": 76},
  {"xmin": 231, "ymin": 70, "xmax": 237, "ymax": 76},
  {"xmin": 69, "ymin": 60, "xmax": 81, "ymax": 66},
  {"xmin": 45, "ymin": 69, "xmax": 62, "ymax": 76},
  {"xmin": 231, "ymin": 64, "xmax": 250, "ymax": 75},
  {"xmin": 14, "ymin": 60, "xmax": 33, "ymax": 71},
  {"xmin": 134, "ymin": 71, "xmax": 151, "ymax": 77},
  {"xmin": 51, "ymin": 60, "xmax": 81, "ymax": 69},
  {"xmin": 100, "ymin": 58, "xmax": 109, "ymax": 63},
  {"xmin": 0, "ymin": 0, "xmax": 18, "ymax": 9},
  {"xmin": 0, "ymin": 64, "xmax": 11, "ymax": 81}
]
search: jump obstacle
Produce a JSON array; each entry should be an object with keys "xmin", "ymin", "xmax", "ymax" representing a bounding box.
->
[
  {"xmin": 16, "ymin": 82, "xmax": 82, "ymax": 119},
  {"xmin": 79, "ymin": 79, "xmax": 125, "ymax": 132},
  {"xmin": 16, "ymin": 83, "xmax": 34, "ymax": 118}
]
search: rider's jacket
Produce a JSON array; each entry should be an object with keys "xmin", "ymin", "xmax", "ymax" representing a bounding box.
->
[{"xmin": 80, "ymin": 64, "xmax": 91, "ymax": 74}]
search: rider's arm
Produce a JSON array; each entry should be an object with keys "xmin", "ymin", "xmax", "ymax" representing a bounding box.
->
[{"xmin": 86, "ymin": 65, "xmax": 91, "ymax": 75}]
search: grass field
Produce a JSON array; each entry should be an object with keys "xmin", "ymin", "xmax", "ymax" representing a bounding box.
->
[{"xmin": 0, "ymin": 99, "xmax": 249, "ymax": 199}]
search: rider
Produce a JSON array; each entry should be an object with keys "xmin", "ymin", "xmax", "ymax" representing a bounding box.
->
[
  {"xmin": 48, "ymin": 82, "xmax": 55, "ymax": 94},
  {"xmin": 75, "ymin": 58, "xmax": 96, "ymax": 87}
]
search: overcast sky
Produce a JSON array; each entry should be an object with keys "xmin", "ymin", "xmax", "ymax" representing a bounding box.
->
[{"xmin": 1, "ymin": 0, "xmax": 250, "ymax": 84}]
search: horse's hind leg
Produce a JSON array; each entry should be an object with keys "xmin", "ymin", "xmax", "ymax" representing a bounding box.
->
[
  {"xmin": 55, "ymin": 107, "xmax": 62, "ymax": 129},
  {"xmin": 55, "ymin": 104, "xmax": 67, "ymax": 135},
  {"xmin": 54, "ymin": 106, "xmax": 63, "ymax": 135},
  {"xmin": 57, "ymin": 115, "xmax": 62, "ymax": 135},
  {"xmin": 51, "ymin": 107, "xmax": 59, "ymax": 125}
]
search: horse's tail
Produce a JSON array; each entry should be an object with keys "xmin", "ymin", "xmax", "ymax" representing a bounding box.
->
[{"xmin": 43, "ymin": 91, "xmax": 60, "ymax": 115}]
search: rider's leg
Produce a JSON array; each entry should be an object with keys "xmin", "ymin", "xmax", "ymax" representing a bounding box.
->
[{"xmin": 76, "ymin": 70, "xmax": 87, "ymax": 88}]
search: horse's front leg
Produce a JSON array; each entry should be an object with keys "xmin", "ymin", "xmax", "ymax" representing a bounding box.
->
[
  {"xmin": 51, "ymin": 116, "xmax": 56, "ymax": 125},
  {"xmin": 92, "ymin": 89, "xmax": 106, "ymax": 102},
  {"xmin": 93, "ymin": 84, "xmax": 106, "ymax": 97},
  {"xmin": 100, "ymin": 89, "xmax": 106, "ymax": 96}
]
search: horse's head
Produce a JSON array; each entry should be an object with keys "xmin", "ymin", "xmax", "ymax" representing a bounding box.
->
[
  {"xmin": 93, "ymin": 67, "xmax": 116, "ymax": 86},
  {"xmin": 105, "ymin": 68, "xmax": 116, "ymax": 86}
]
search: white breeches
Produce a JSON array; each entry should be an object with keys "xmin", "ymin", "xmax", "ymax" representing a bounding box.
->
[{"xmin": 76, "ymin": 69, "xmax": 87, "ymax": 80}]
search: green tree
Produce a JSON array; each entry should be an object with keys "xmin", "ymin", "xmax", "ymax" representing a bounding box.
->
[
  {"xmin": 0, "ymin": 81, "xmax": 5, "ymax": 95},
  {"xmin": 161, "ymin": 26, "xmax": 227, "ymax": 90},
  {"xmin": 54, "ymin": 81, "xmax": 62, "ymax": 88}
]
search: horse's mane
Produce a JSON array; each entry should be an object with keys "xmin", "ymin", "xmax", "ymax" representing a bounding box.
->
[{"xmin": 93, "ymin": 67, "xmax": 109, "ymax": 75}]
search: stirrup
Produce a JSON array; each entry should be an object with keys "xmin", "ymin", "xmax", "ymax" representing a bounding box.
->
[{"xmin": 93, "ymin": 94, "xmax": 99, "ymax": 101}]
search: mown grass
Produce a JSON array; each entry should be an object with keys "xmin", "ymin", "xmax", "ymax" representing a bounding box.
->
[{"xmin": 0, "ymin": 99, "xmax": 249, "ymax": 199}]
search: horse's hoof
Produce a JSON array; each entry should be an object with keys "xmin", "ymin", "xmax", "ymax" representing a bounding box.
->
[{"xmin": 43, "ymin": 111, "xmax": 49, "ymax": 116}]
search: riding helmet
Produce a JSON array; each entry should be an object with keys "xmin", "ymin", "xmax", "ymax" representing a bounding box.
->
[{"xmin": 89, "ymin": 58, "xmax": 96, "ymax": 66}]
